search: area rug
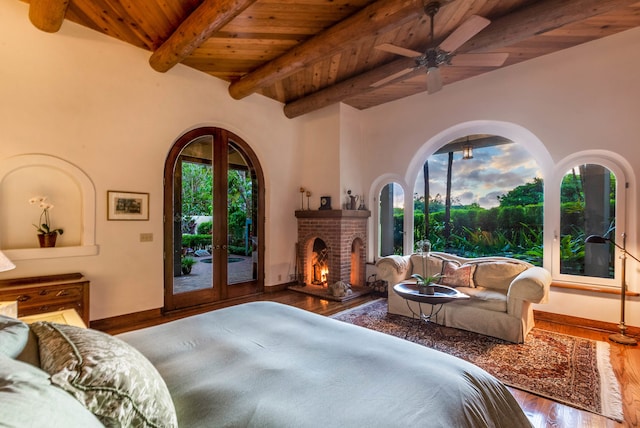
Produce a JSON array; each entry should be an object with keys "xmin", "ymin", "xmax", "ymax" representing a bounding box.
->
[
  {"xmin": 331, "ymin": 299, "xmax": 623, "ymax": 422},
  {"xmin": 288, "ymin": 283, "xmax": 371, "ymax": 302}
]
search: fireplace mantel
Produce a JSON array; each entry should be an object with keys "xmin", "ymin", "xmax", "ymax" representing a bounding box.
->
[{"xmin": 295, "ymin": 209, "xmax": 370, "ymax": 219}]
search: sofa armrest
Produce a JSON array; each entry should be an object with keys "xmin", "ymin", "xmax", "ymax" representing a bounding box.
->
[
  {"xmin": 375, "ymin": 255, "xmax": 412, "ymax": 287},
  {"xmin": 507, "ymin": 266, "xmax": 551, "ymax": 305}
]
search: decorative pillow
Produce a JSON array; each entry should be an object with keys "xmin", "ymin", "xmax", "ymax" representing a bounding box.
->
[
  {"xmin": 0, "ymin": 355, "xmax": 103, "ymax": 427},
  {"xmin": 473, "ymin": 261, "xmax": 529, "ymax": 291},
  {"xmin": 440, "ymin": 261, "xmax": 477, "ymax": 288},
  {"xmin": 30, "ymin": 322, "xmax": 178, "ymax": 428},
  {"xmin": 0, "ymin": 315, "xmax": 29, "ymax": 358}
]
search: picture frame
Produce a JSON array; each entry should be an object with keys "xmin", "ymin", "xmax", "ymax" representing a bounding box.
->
[{"xmin": 107, "ymin": 191, "xmax": 149, "ymax": 221}]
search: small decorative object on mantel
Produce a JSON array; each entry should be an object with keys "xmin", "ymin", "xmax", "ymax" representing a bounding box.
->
[
  {"xmin": 299, "ymin": 187, "xmax": 305, "ymax": 210},
  {"xmin": 319, "ymin": 196, "xmax": 331, "ymax": 210},
  {"xmin": 358, "ymin": 197, "xmax": 366, "ymax": 210},
  {"xmin": 29, "ymin": 196, "xmax": 64, "ymax": 248},
  {"xmin": 305, "ymin": 190, "xmax": 312, "ymax": 210},
  {"xmin": 346, "ymin": 189, "xmax": 360, "ymax": 210}
]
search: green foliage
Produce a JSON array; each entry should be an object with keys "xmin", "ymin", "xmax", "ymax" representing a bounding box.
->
[
  {"xmin": 181, "ymin": 234, "xmax": 211, "ymax": 250},
  {"xmin": 182, "ymin": 162, "xmax": 213, "ymax": 216},
  {"xmin": 197, "ymin": 221, "xmax": 212, "ymax": 235},
  {"xmin": 498, "ymin": 177, "xmax": 543, "ymax": 207}
]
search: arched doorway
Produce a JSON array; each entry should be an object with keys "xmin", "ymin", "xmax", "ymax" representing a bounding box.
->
[{"xmin": 163, "ymin": 127, "xmax": 264, "ymax": 311}]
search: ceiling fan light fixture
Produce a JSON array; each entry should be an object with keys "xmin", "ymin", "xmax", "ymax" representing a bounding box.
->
[{"xmin": 426, "ymin": 66, "xmax": 442, "ymax": 94}]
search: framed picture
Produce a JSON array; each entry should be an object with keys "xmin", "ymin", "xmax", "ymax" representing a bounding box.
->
[{"xmin": 107, "ymin": 191, "xmax": 149, "ymax": 221}]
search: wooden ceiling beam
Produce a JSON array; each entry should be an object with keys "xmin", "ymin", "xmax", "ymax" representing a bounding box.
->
[
  {"xmin": 228, "ymin": 0, "xmax": 425, "ymax": 100},
  {"xmin": 29, "ymin": 0, "xmax": 70, "ymax": 33},
  {"xmin": 284, "ymin": 0, "xmax": 638, "ymax": 118},
  {"xmin": 460, "ymin": 0, "xmax": 640, "ymax": 53},
  {"xmin": 150, "ymin": 0, "xmax": 256, "ymax": 73}
]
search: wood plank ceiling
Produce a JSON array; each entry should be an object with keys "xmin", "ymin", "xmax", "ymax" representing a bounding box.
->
[{"xmin": 23, "ymin": 0, "xmax": 640, "ymax": 118}]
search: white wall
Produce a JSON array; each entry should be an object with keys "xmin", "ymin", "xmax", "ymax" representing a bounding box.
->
[
  {"xmin": 358, "ymin": 26, "xmax": 640, "ymax": 327},
  {"xmin": 0, "ymin": 1, "xmax": 306, "ymax": 320}
]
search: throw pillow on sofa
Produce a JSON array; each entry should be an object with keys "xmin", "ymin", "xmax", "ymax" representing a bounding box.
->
[{"xmin": 440, "ymin": 261, "xmax": 476, "ymax": 288}]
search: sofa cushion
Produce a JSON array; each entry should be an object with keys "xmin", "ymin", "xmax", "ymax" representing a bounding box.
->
[
  {"xmin": 440, "ymin": 261, "xmax": 476, "ymax": 288},
  {"xmin": 473, "ymin": 261, "xmax": 528, "ymax": 291},
  {"xmin": 31, "ymin": 321, "xmax": 178, "ymax": 428},
  {"xmin": 455, "ymin": 287, "xmax": 507, "ymax": 312}
]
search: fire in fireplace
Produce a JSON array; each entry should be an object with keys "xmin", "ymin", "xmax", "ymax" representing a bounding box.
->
[{"xmin": 312, "ymin": 238, "xmax": 329, "ymax": 285}]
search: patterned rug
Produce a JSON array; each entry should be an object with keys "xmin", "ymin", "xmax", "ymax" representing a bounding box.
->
[{"xmin": 331, "ymin": 299, "xmax": 623, "ymax": 421}]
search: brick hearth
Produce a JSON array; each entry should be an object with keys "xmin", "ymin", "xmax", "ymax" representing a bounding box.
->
[{"xmin": 295, "ymin": 209, "xmax": 370, "ymax": 286}]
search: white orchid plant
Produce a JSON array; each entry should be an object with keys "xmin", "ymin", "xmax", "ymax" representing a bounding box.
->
[
  {"xmin": 411, "ymin": 239, "xmax": 442, "ymax": 285},
  {"xmin": 29, "ymin": 196, "xmax": 64, "ymax": 236}
]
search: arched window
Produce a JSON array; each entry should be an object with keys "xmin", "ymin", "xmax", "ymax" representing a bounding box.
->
[
  {"xmin": 413, "ymin": 135, "xmax": 543, "ymax": 264},
  {"xmin": 554, "ymin": 160, "xmax": 626, "ymax": 287},
  {"xmin": 378, "ymin": 182, "xmax": 404, "ymax": 256}
]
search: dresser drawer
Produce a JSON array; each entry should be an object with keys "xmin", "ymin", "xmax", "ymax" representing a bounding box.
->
[
  {"xmin": 0, "ymin": 273, "xmax": 90, "ymax": 325},
  {"xmin": 5, "ymin": 284, "xmax": 84, "ymax": 307},
  {"xmin": 19, "ymin": 300, "xmax": 83, "ymax": 318}
]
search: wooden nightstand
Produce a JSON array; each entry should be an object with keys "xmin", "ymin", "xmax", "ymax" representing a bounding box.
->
[
  {"xmin": 0, "ymin": 273, "xmax": 90, "ymax": 325},
  {"xmin": 19, "ymin": 308, "xmax": 87, "ymax": 328}
]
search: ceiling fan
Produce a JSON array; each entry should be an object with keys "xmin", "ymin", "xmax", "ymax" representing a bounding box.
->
[{"xmin": 373, "ymin": 1, "xmax": 508, "ymax": 93}]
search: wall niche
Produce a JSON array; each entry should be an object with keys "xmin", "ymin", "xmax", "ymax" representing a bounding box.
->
[{"xmin": 0, "ymin": 154, "xmax": 97, "ymax": 260}]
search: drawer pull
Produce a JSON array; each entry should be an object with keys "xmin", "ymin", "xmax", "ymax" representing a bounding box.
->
[
  {"xmin": 17, "ymin": 295, "xmax": 31, "ymax": 302},
  {"xmin": 39, "ymin": 290, "xmax": 49, "ymax": 296},
  {"xmin": 56, "ymin": 290, "xmax": 70, "ymax": 297}
]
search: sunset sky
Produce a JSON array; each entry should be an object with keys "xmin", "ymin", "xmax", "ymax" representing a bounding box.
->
[{"xmin": 411, "ymin": 142, "xmax": 542, "ymax": 209}]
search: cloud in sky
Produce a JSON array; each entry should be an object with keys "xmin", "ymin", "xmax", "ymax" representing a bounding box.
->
[{"xmin": 413, "ymin": 142, "xmax": 541, "ymax": 208}]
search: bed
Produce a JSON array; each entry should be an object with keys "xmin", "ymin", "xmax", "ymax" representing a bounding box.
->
[
  {"xmin": 1, "ymin": 301, "xmax": 532, "ymax": 427},
  {"xmin": 118, "ymin": 301, "xmax": 531, "ymax": 427}
]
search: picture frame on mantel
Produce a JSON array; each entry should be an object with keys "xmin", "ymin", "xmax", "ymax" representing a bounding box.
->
[{"xmin": 107, "ymin": 191, "xmax": 149, "ymax": 221}]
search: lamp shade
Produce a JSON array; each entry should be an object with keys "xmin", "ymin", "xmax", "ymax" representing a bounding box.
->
[{"xmin": 0, "ymin": 250, "xmax": 15, "ymax": 272}]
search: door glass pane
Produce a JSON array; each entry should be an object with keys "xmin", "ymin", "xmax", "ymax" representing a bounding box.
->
[
  {"xmin": 560, "ymin": 164, "xmax": 615, "ymax": 278},
  {"xmin": 227, "ymin": 143, "xmax": 257, "ymax": 284},
  {"xmin": 173, "ymin": 136, "xmax": 214, "ymax": 294},
  {"xmin": 379, "ymin": 182, "xmax": 404, "ymax": 256}
]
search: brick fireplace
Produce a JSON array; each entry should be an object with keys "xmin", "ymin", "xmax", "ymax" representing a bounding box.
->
[{"xmin": 295, "ymin": 209, "xmax": 370, "ymax": 287}]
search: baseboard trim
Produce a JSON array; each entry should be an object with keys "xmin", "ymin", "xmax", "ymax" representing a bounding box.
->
[{"xmin": 534, "ymin": 310, "xmax": 640, "ymax": 337}]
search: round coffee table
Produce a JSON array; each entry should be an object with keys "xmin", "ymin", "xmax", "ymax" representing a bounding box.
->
[{"xmin": 393, "ymin": 282, "xmax": 469, "ymax": 322}]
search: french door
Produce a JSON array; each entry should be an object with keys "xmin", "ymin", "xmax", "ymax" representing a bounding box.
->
[{"xmin": 164, "ymin": 127, "xmax": 264, "ymax": 311}]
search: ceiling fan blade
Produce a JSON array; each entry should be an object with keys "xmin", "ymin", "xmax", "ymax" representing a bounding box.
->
[
  {"xmin": 426, "ymin": 67, "xmax": 442, "ymax": 94},
  {"xmin": 439, "ymin": 15, "xmax": 490, "ymax": 53},
  {"xmin": 450, "ymin": 52, "xmax": 509, "ymax": 67},
  {"xmin": 375, "ymin": 43, "xmax": 421, "ymax": 58},
  {"xmin": 370, "ymin": 67, "xmax": 415, "ymax": 88}
]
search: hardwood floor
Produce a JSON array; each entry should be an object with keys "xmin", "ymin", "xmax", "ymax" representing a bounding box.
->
[{"xmin": 95, "ymin": 290, "xmax": 639, "ymax": 427}]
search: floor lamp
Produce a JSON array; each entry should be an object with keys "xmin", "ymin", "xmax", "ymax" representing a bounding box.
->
[{"xmin": 585, "ymin": 234, "xmax": 638, "ymax": 345}]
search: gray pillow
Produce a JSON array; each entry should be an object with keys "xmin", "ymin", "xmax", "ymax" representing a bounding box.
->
[
  {"xmin": 0, "ymin": 355, "xmax": 103, "ymax": 427},
  {"xmin": 0, "ymin": 315, "xmax": 29, "ymax": 358},
  {"xmin": 31, "ymin": 321, "xmax": 178, "ymax": 428}
]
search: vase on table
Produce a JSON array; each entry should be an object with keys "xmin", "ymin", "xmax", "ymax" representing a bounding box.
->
[
  {"xmin": 38, "ymin": 232, "xmax": 58, "ymax": 248},
  {"xmin": 418, "ymin": 282, "xmax": 435, "ymax": 295}
]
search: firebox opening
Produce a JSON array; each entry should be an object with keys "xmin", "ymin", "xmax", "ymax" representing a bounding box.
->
[{"xmin": 312, "ymin": 238, "xmax": 329, "ymax": 285}]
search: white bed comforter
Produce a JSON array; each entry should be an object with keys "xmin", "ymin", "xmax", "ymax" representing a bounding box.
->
[{"xmin": 119, "ymin": 301, "xmax": 532, "ymax": 428}]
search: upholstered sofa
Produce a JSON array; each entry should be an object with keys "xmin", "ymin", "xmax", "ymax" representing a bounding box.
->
[{"xmin": 375, "ymin": 252, "xmax": 552, "ymax": 343}]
